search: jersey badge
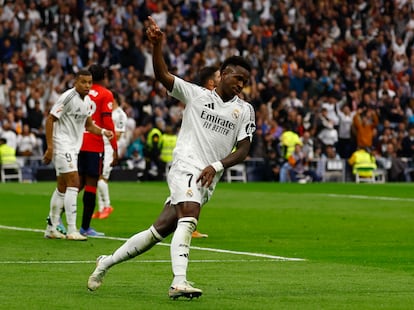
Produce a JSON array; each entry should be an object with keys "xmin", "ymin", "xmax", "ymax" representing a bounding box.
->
[{"xmin": 232, "ymin": 109, "xmax": 240, "ymax": 120}]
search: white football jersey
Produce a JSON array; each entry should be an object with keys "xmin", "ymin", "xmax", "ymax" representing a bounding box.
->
[
  {"xmin": 50, "ymin": 88, "xmax": 92, "ymax": 153},
  {"xmin": 103, "ymin": 106, "xmax": 127, "ymax": 151},
  {"xmin": 169, "ymin": 76, "xmax": 256, "ymax": 169}
]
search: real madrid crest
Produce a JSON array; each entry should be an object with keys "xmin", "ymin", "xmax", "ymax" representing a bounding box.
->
[{"xmin": 232, "ymin": 109, "xmax": 240, "ymax": 120}]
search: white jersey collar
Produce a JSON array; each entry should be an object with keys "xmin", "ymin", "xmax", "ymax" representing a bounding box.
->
[{"xmin": 212, "ymin": 89, "xmax": 238, "ymax": 104}]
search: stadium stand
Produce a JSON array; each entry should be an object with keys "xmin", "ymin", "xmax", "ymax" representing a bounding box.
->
[{"xmin": 1, "ymin": 1, "xmax": 414, "ymax": 182}]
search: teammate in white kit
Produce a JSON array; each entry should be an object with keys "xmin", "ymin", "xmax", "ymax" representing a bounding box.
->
[
  {"xmin": 87, "ymin": 17, "xmax": 256, "ymax": 299},
  {"xmin": 94, "ymin": 92, "xmax": 127, "ymax": 219},
  {"xmin": 43, "ymin": 69, "xmax": 113, "ymax": 241}
]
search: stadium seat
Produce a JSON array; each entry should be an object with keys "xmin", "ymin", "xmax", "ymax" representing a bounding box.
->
[
  {"xmin": 226, "ymin": 163, "xmax": 247, "ymax": 183},
  {"xmin": 355, "ymin": 167, "xmax": 386, "ymax": 183},
  {"xmin": 355, "ymin": 167, "xmax": 375, "ymax": 183},
  {"xmin": 1, "ymin": 163, "xmax": 23, "ymax": 183},
  {"xmin": 323, "ymin": 159, "xmax": 345, "ymax": 182},
  {"xmin": 374, "ymin": 169, "xmax": 386, "ymax": 183}
]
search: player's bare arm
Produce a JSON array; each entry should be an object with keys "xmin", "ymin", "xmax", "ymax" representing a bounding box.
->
[
  {"xmin": 110, "ymin": 150, "xmax": 118, "ymax": 167},
  {"xmin": 85, "ymin": 116, "xmax": 114, "ymax": 140},
  {"xmin": 109, "ymin": 131, "xmax": 123, "ymax": 167},
  {"xmin": 197, "ymin": 138, "xmax": 251, "ymax": 187},
  {"xmin": 146, "ymin": 16, "xmax": 174, "ymax": 92},
  {"xmin": 43, "ymin": 114, "xmax": 57, "ymax": 164}
]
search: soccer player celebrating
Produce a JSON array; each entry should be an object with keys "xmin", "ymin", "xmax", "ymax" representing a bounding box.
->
[
  {"xmin": 87, "ymin": 17, "xmax": 256, "ymax": 299},
  {"xmin": 43, "ymin": 70, "xmax": 113, "ymax": 241}
]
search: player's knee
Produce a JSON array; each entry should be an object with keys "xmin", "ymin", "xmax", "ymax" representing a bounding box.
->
[
  {"xmin": 177, "ymin": 217, "xmax": 198, "ymax": 233},
  {"xmin": 149, "ymin": 225, "xmax": 164, "ymax": 242}
]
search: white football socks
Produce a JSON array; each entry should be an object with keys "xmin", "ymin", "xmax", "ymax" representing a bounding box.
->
[
  {"xmin": 49, "ymin": 188, "xmax": 64, "ymax": 228},
  {"xmin": 97, "ymin": 179, "xmax": 109, "ymax": 212},
  {"xmin": 104, "ymin": 225, "xmax": 163, "ymax": 268},
  {"xmin": 170, "ymin": 217, "xmax": 197, "ymax": 285},
  {"xmin": 64, "ymin": 187, "xmax": 79, "ymax": 234}
]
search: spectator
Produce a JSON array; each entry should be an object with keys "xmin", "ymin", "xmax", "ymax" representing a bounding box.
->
[
  {"xmin": 300, "ymin": 130, "xmax": 315, "ymax": 161},
  {"xmin": 320, "ymin": 94, "xmax": 340, "ymax": 128},
  {"xmin": 316, "ymin": 145, "xmax": 343, "ymax": 182},
  {"xmin": 249, "ymin": 121, "xmax": 267, "ymax": 158},
  {"xmin": 159, "ymin": 124, "xmax": 177, "ymax": 176},
  {"xmin": 10, "ymin": 107, "xmax": 25, "ymax": 136},
  {"xmin": 287, "ymin": 143, "xmax": 320, "ymax": 183},
  {"xmin": 0, "ymin": 137, "xmax": 17, "ymax": 165},
  {"xmin": 399, "ymin": 124, "xmax": 414, "ymax": 159},
  {"xmin": 25, "ymin": 88, "xmax": 44, "ymax": 131},
  {"xmin": 375, "ymin": 126, "xmax": 397, "ymax": 156},
  {"xmin": 1, "ymin": 0, "xmax": 414, "ymax": 184},
  {"xmin": 316, "ymin": 107, "xmax": 338, "ymax": 148},
  {"xmin": 282, "ymin": 90, "xmax": 303, "ymax": 112},
  {"xmin": 279, "ymin": 125, "xmax": 302, "ymax": 183},
  {"xmin": 1, "ymin": 120, "xmax": 17, "ymax": 150},
  {"xmin": 336, "ymin": 100, "xmax": 356, "ymax": 159},
  {"xmin": 16, "ymin": 124, "xmax": 37, "ymax": 157},
  {"xmin": 348, "ymin": 147, "xmax": 377, "ymax": 180},
  {"xmin": 144, "ymin": 119, "xmax": 163, "ymax": 181},
  {"xmin": 289, "ymin": 68, "xmax": 308, "ymax": 99},
  {"xmin": 375, "ymin": 142, "xmax": 406, "ymax": 182},
  {"xmin": 263, "ymin": 148, "xmax": 281, "ymax": 182},
  {"xmin": 352, "ymin": 105, "xmax": 379, "ymax": 149},
  {"xmin": 379, "ymin": 91, "xmax": 405, "ymax": 127}
]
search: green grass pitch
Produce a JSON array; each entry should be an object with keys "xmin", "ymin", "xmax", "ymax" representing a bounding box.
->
[{"xmin": 0, "ymin": 181, "xmax": 413, "ymax": 309}]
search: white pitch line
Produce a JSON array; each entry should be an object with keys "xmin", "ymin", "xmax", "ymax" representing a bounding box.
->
[
  {"xmin": 187, "ymin": 246, "xmax": 304, "ymax": 261},
  {"xmin": 317, "ymin": 193, "xmax": 414, "ymax": 202},
  {"xmin": 0, "ymin": 259, "xmax": 278, "ymax": 265},
  {"xmin": 0, "ymin": 225, "xmax": 306, "ymax": 262}
]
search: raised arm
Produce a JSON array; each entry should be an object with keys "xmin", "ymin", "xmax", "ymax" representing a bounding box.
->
[{"xmin": 146, "ymin": 16, "xmax": 174, "ymax": 92}]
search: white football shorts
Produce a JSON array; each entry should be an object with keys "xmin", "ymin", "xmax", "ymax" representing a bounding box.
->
[
  {"xmin": 166, "ymin": 159, "xmax": 222, "ymax": 207},
  {"xmin": 53, "ymin": 151, "xmax": 79, "ymax": 176}
]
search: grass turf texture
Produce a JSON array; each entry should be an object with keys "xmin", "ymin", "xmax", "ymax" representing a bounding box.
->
[{"xmin": 0, "ymin": 182, "xmax": 413, "ymax": 309}]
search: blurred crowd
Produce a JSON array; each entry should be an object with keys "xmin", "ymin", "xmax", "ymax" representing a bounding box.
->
[{"xmin": 1, "ymin": 0, "xmax": 414, "ymax": 182}]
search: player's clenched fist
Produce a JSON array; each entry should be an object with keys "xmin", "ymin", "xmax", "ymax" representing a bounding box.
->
[{"xmin": 146, "ymin": 16, "xmax": 163, "ymax": 44}]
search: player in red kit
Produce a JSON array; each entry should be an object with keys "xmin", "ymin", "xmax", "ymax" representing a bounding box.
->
[{"xmin": 78, "ymin": 64, "xmax": 118, "ymax": 237}]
